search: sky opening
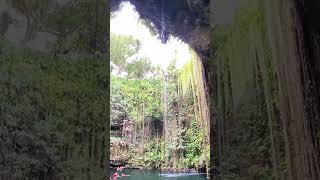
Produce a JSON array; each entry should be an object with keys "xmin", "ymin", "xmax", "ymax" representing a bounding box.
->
[{"xmin": 110, "ymin": 2, "xmax": 192, "ymax": 71}]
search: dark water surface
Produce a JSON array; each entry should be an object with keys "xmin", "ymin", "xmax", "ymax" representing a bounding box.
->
[{"xmin": 110, "ymin": 169, "xmax": 207, "ymax": 180}]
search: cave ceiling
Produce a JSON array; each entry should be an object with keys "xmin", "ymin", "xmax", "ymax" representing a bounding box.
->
[{"xmin": 111, "ymin": 0, "xmax": 210, "ymax": 59}]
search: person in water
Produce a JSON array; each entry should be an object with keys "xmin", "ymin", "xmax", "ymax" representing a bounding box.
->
[
  {"xmin": 111, "ymin": 165, "xmax": 126, "ymax": 180},
  {"xmin": 112, "ymin": 172, "xmax": 118, "ymax": 180},
  {"xmin": 117, "ymin": 165, "xmax": 123, "ymax": 172}
]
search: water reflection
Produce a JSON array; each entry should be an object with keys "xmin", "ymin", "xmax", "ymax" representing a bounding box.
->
[{"xmin": 110, "ymin": 168, "xmax": 207, "ymax": 180}]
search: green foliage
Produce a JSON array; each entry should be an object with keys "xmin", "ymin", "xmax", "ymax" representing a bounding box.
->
[
  {"xmin": 128, "ymin": 139, "xmax": 164, "ymax": 169},
  {"xmin": 0, "ymin": 40, "xmax": 108, "ymax": 179},
  {"xmin": 45, "ymin": 0, "xmax": 108, "ymax": 53},
  {"xmin": 110, "ymin": 33, "xmax": 154, "ymax": 79},
  {"xmin": 111, "ymin": 76, "xmax": 162, "ymax": 123},
  {"xmin": 178, "ymin": 60, "xmax": 194, "ymax": 96},
  {"xmin": 110, "ymin": 57, "xmax": 209, "ymax": 171},
  {"xmin": 126, "ymin": 57, "xmax": 153, "ymax": 79},
  {"xmin": 183, "ymin": 120, "xmax": 206, "ymax": 168},
  {"xmin": 110, "ymin": 33, "xmax": 141, "ymax": 70},
  {"xmin": 108, "ymin": 19, "xmax": 209, "ymax": 173}
]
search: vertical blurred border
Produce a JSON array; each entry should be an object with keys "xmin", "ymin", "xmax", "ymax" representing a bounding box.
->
[{"xmin": 0, "ymin": 0, "xmax": 110, "ymax": 179}]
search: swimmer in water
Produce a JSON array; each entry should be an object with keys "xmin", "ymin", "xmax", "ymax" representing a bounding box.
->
[
  {"xmin": 112, "ymin": 172, "xmax": 118, "ymax": 180},
  {"xmin": 112, "ymin": 165, "xmax": 123, "ymax": 179}
]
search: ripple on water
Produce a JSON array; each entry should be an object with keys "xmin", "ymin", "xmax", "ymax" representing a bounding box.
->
[{"xmin": 160, "ymin": 173, "xmax": 205, "ymax": 177}]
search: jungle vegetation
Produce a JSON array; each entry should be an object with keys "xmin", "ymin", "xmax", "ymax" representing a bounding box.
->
[{"xmin": 110, "ymin": 32, "xmax": 210, "ymax": 173}]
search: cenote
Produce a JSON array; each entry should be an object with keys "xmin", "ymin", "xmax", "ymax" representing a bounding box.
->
[
  {"xmin": 110, "ymin": 169, "xmax": 207, "ymax": 180},
  {"xmin": 110, "ymin": 1, "xmax": 210, "ymax": 179}
]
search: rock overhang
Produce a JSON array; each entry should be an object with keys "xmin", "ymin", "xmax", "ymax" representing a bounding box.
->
[{"xmin": 111, "ymin": 0, "xmax": 210, "ymax": 59}]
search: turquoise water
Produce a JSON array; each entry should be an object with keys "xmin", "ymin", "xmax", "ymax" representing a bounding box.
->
[{"xmin": 110, "ymin": 169, "xmax": 207, "ymax": 180}]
